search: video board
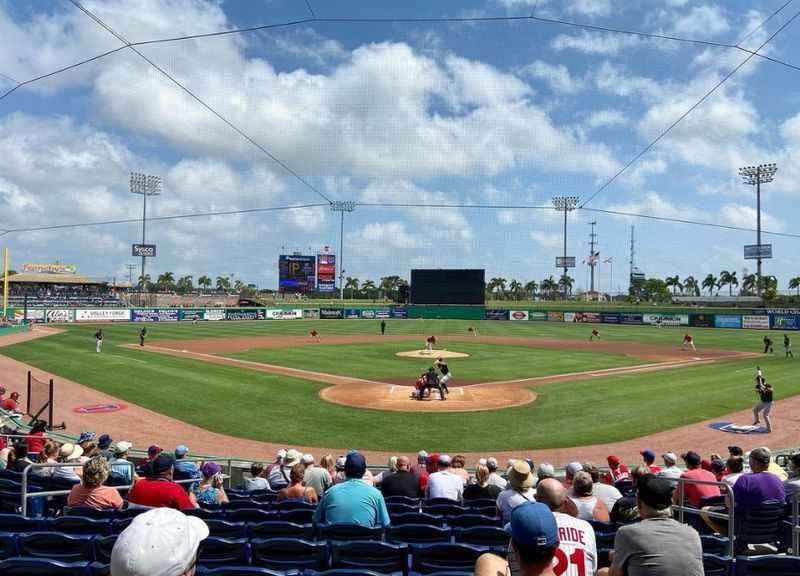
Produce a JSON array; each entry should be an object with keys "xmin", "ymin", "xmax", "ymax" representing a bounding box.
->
[
  {"xmin": 410, "ymin": 269, "xmax": 485, "ymax": 305},
  {"xmin": 317, "ymin": 254, "xmax": 336, "ymax": 293},
  {"xmin": 279, "ymin": 255, "xmax": 316, "ymax": 293}
]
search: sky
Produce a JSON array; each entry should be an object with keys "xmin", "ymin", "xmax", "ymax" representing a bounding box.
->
[{"xmin": 0, "ymin": 0, "xmax": 799, "ymax": 292}]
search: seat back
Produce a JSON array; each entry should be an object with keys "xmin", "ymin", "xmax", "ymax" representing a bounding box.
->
[
  {"xmin": 249, "ymin": 521, "xmax": 315, "ymax": 540},
  {"xmin": 250, "ymin": 537, "xmax": 328, "ymax": 571},
  {"xmin": 387, "ymin": 524, "xmax": 451, "ymax": 544},
  {"xmin": 92, "ymin": 534, "xmax": 118, "ymax": 565},
  {"xmin": 735, "ymin": 554, "xmax": 800, "ymax": 575},
  {"xmin": 411, "ymin": 543, "xmax": 488, "ymax": 574},
  {"xmin": 205, "ymin": 520, "xmax": 248, "ymax": 539},
  {"xmin": 735, "ymin": 501, "xmax": 785, "ymax": 548},
  {"xmin": 391, "ymin": 512, "xmax": 445, "ymax": 527},
  {"xmin": 48, "ymin": 516, "xmax": 111, "ymax": 536},
  {"xmin": 276, "ymin": 500, "xmax": 316, "ymax": 512},
  {"xmin": 702, "ymin": 553, "xmax": 732, "ymax": 576},
  {"xmin": 226, "ymin": 509, "xmax": 278, "ymax": 523},
  {"xmin": 385, "ymin": 496, "xmax": 420, "ymax": 507},
  {"xmin": 423, "ymin": 504, "xmax": 468, "ymax": 517},
  {"xmin": 319, "ymin": 523, "xmax": 384, "ymax": 542},
  {"xmin": 200, "ymin": 567, "xmax": 286, "ymax": 576},
  {"xmin": 0, "ymin": 532, "xmax": 17, "ymax": 560},
  {"xmin": 330, "ymin": 540, "xmax": 409, "ymax": 574},
  {"xmin": 198, "ymin": 537, "xmax": 250, "ymax": 567},
  {"xmin": 453, "ymin": 526, "xmax": 509, "ymax": 547},
  {"xmin": 701, "ymin": 535, "xmax": 730, "ymax": 555},
  {"xmin": 19, "ymin": 532, "xmax": 95, "ymax": 561},
  {"xmin": 0, "ymin": 558, "xmax": 90, "ymax": 575},
  {"xmin": 280, "ymin": 508, "xmax": 314, "ymax": 524},
  {"xmin": 446, "ymin": 514, "xmax": 501, "ymax": 528},
  {"xmin": 0, "ymin": 513, "xmax": 43, "ymax": 533},
  {"xmin": 388, "ymin": 503, "xmax": 418, "ymax": 516}
]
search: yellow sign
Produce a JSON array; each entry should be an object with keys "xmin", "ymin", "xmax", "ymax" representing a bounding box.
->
[{"xmin": 22, "ymin": 263, "xmax": 77, "ymax": 274}]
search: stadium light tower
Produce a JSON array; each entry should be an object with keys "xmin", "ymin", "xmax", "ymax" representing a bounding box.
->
[
  {"xmin": 130, "ymin": 172, "xmax": 162, "ymax": 290},
  {"xmin": 552, "ymin": 196, "xmax": 579, "ymax": 298},
  {"xmin": 739, "ymin": 163, "xmax": 777, "ymax": 297},
  {"xmin": 330, "ymin": 201, "xmax": 356, "ymax": 300}
]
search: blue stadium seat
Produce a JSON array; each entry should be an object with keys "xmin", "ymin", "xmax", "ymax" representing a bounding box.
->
[
  {"xmin": 411, "ymin": 543, "xmax": 488, "ymax": 574},
  {"xmin": 319, "ymin": 523, "xmax": 385, "ymax": 542},
  {"xmin": 594, "ymin": 531, "xmax": 616, "ymax": 550},
  {"xmin": 423, "ymin": 498, "xmax": 460, "ymax": 507},
  {"xmin": 205, "ymin": 519, "xmax": 248, "ymax": 539},
  {"xmin": 88, "ymin": 561, "xmax": 110, "ymax": 576},
  {"xmin": 388, "ymin": 503, "xmax": 419, "ymax": 516},
  {"xmin": 702, "ymin": 553, "xmax": 732, "ymax": 576},
  {"xmin": 248, "ymin": 521, "xmax": 315, "ymax": 540},
  {"xmin": 453, "ymin": 526, "xmax": 509, "ymax": 548},
  {"xmin": 110, "ymin": 517, "xmax": 134, "ymax": 534},
  {"xmin": 0, "ymin": 532, "xmax": 18, "ymax": 560},
  {"xmin": 735, "ymin": 554, "xmax": 800, "ymax": 575},
  {"xmin": 224, "ymin": 500, "xmax": 272, "ymax": 511},
  {"xmin": 306, "ymin": 570, "xmax": 388, "ymax": 576},
  {"xmin": 63, "ymin": 507, "xmax": 116, "ymax": 519},
  {"xmin": 47, "ymin": 516, "xmax": 111, "ymax": 536},
  {"xmin": 446, "ymin": 514, "xmax": 501, "ymax": 529},
  {"xmin": 198, "ymin": 568, "xmax": 285, "ymax": 576},
  {"xmin": 466, "ymin": 505, "xmax": 497, "ymax": 518},
  {"xmin": 92, "ymin": 535, "xmax": 118, "ymax": 565},
  {"xmin": 250, "ymin": 537, "xmax": 328, "ymax": 571},
  {"xmin": 330, "ymin": 540, "xmax": 409, "ymax": 574},
  {"xmin": 280, "ymin": 508, "xmax": 315, "ymax": 524},
  {"xmin": 391, "ymin": 512, "xmax": 445, "ymax": 527},
  {"xmin": 0, "ymin": 558, "xmax": 90, "ymax": 575},
  {"xmin": 734, "ymin": 501, "xmax": 786, "ymax": 553},
  {"xmin": 422, "ymin": 504, "xmax": 468, "ymax": 518},
  {"xmin": 198, "ymin": 537, "xmax": 250, "ymax": 567},
  {"xmin": 252, "ymin": 494, "xmax": 278, "ymax": 505},
  {"xmin": 700, "ymin": 535, "xmax": 731, "ymax": 555},
  {"xmin": 18, "ymin": 532, "xmax": 94, "ymax": 562},
  {"xmin": 387, "ymin": 524, "xmax": 451, "ymax": 544},
  {"xmin": 184, "ymin": 508, "xmax": 222, "ymax": 520},
  {"xmin": 226, "ymin": 508, "xmax": 278, "ymax": 523},
  {"xmin": 114, "ymin": 507, "xmax": 147, "ymax": 519},
  {"xmin": 463, "ymin": 498, "xmax": 497, "ymax": 508},
  {"xmin": 0, "ymin": 513, "xmax": 43, "ymax": 532},
  {"xmin": 276, "ymin": 500, "xmax": 316, "ymax": 512},
  {"xmin": 385, "ymin": 496, "xmax": 420, "ymax": 507}
]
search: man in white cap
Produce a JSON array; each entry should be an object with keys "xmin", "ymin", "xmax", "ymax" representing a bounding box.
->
[
  {"xmin": 109, "ymin": 441, "xmax": 136, "ymax": 485},
  {"xmin": 657, "ymin": 452, "xmax": 683, "ymax": 480},
  {"xmin": 264, "ymin": 448, "xmax": 286, "ymax": 479},
  {"xmin": 302, "ymin": 453, "xmax": 331, "ymax": 499},
  {"xmin": 411, "ymin": 450, "xmax": 428, "ymax": 478},
  {"xmin": 111, "ymin": 508, "xmax": 209, "ymax": 576},
  {"xmin": 486, "ymin": 457, "xmax": 508, "ymax": 489},
  {"xmin": 425, "ymin": 454, "xmax": 464, "ymax": 501},
  {"xmin": 564, "ymin": 461, "xmax": 583, "ymax": 488},
  {"xmin": 268, "ymin": 448, "xmax": 300, "ymax": 490}
]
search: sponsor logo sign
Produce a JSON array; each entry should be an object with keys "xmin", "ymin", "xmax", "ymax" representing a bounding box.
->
[
  {"xmin": 131, "ymin": 308, "xmax": 179, "ymax": 322},
  {"xmin": 714, "ymin": 315, "xmax": 743, "ymax": 329},
  {"xmin": 265, "ymin": 309, "xmax": 303, "ymax": 320},
  {"xmin": 744, "ymin": 244, "xmax": 772, "ymax": 259},
  {"xmin": 509, "ymin": 310, "xmax": 529, "ymax": 321},
  {"xmin": 179, "ymin": 309, "xmax": 205, "ymax": 321},
  {"xmin": 620, "ymin": 313, "xmax": 643, "ymax": 325},
  {"xmin": 344, "ymin": 309, "xmax": 361, "ymax": 319},
  {"xmin": 771, "ymin": 314, "xmax": 800, "ymax": 330},
  {"xmin": 22, "ymin": 263, "xmax": 77, "ymax": 274},
  {"xmin": 391, "ymin": 308, "xmax": 408, "ymax": 319},
  {"xmin": 75, "ymin": 309, "xmax": 130, "ymax": 322},
  {"xmin": 690, "ymin": 314, "xmax": 714, "ymax": 328},
  {"xmin": 766, "ymin": 308, "xmax": 800, "ymax": 315},
  {"xmin": 644, "ymin": 314, "xmax": 689, "ymax": 326},
  {"xmin": 555, "ymin": 256, "xmax": 576, "ymax": 268},
  {"xmin": 529, "ymin": 311, "xmax": 548, "ymax": 321},
  {"xmin": 205, "ymin": 309, "xmax": 225, "ymax": 321},
  {"xmin": 320, "ymin": 308, "xmax": 344, "ymax": 319},
  {"xmin": 601, "ymin": 313, "xmax": 621, "ymax": 324},
  {"xmin": 742, "ymin": 315, "xmax": 770, "ymax": 330},
  {"xmin": 132, "ymin": 243, "xmax": 157, "ymax": 257},
  {"xmin": 14, "ymin": 309, "xmax": 45, "ymax": 322},
  {"xmin": 46, "ymin": 309, "xmax": 74, "ymax": 323},
  {"xmin": 547, "ymin": 311, "xmax": 565, "ymax": 322},
  {"xmin": 572, "ymin": 311, "xmax": 601, "ymax": 323},
  {"xmin": 316, "ymin": 253, "xmax": 336, "ymax": 293},
  {"xmin": 375, "ymin": 309, "xmax": 392, "ymax": 318},
  {"xmin": 302, "ymin": 308, "xmax": 320, "ymax": 319},
  {"xmin": 360, "ymin": 309, "xmax": 376, "ymax": 319},
  {"xmin": 485, "ymin": 309, "xmax": 509, "ymax": 320},
  {"xmin": 226, "ymin": 308, "xmax": 266, "ymax": 321}
]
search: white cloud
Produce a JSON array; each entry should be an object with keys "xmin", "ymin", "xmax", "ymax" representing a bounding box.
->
[
  {"xmin": 593, "ymin": 62, "xmax": 663, "ymax": 101},
  {"xmin": 606, "ymin": 191, "xmax": 709, "ymax": 221},
  {"xmin": 518, "ymin": 60, "xmax": 585, "ymax": 94},
  {"xmin": 529, "ymin": 230, "xmax": 561, "ymax": 248},
  {"xmin": 551, "ymin": 31, "xmax": 643, "ymax": 56},
  {"xmin": 586, "ymin": 109, "xmax": 627, "ymax": 129},
  {"xmin": 497, "ymin": 210, "xmax": 518, "ymax": 224},
  {"xmin": 498, "ymin": 0, "xmax": 611, "ymax": 17},
  {"xmin": 719, "ymin": 203, "xmax": 784, "ymax": 232},
  {"xmin": 670, "ymin": 5, "xmax": 730, "ymax": 38}
]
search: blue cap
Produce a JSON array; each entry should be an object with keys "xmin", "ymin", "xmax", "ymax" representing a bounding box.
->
[
  {"xmin": 345, "ymin": 452, "xmax": 367, "ymax": 478},
  {"xmin": 641, "ymin": 449, "xmax": 656, "ymax": 462},
  {"xmin": 77, "ymin": 431, "xmax": 96, "ymax": 444},
  {"xmin": 98, "ymin": 434, "xmax": 112, "ymax": 449},
  {"xmin": 505, "ymin": 502, "xmax": 559, "ymax": 550},
  {"xmin": 175, "ymin": 445, "xmax": 189, "ymax": 457}
]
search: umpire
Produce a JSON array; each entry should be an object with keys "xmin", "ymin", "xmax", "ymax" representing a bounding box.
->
[{"xmin": 425, "ymin": 367, "xmax": 446, "ymax": 401}]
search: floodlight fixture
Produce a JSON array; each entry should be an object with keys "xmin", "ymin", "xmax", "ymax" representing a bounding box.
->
[
  {"xmin": 737, "ymin": 163, "xmax": 777, "ymax": 298},
  {"xmin": 552, "ymin": 196, "xmax": 580, "ymax": 298},
  {"xmin": 130, "ymin": 172, "xmax": 162, "ymax": 290},
  {"xmin": 330, "ymin": 200, "xmax": 357, "ymax": 299}
]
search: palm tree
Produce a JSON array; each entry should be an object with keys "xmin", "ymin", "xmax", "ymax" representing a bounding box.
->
[
  {"xmin": 524, "ymin": 280, "xmax": 538, "ymax": 300},
  {"xmin": 176, "ymin": 275, "xmax": 193, "ymax": 294},
  {"xmin": 362, "ymin": 279, "xmax": 377, "ymax": 299},
  {"xmin": 345, "ymin": 277, "xmax": 359, "ymax": 299},
  {"xmin": 198, "ymin": 275, "xmax": 212, "ymax": 292},
  {"xmin": 789, "ymin": 276, "xmax": 800, "ymax": 296},
  {"xmin": 665, "ymin": 275, "xmax": 682, "ymax": 296},
  {"xmin": 156, "ymin": 272, "xmax": 175, "ymax": 292},
  {"xmin": 728, "ymin": 271, "xmax": 738, "ymax": 296},
  {"xmin": 137, "ymin": 274, "xmax": 151, "ymax": 291},
  {"xmin": 540, "ymin": 276, "xmax": 557, "ymax": 299},
  {"xmin": 702, "ymin": 274, "xmax": 717, "ymax": 296},
  {"xmin": 683, "ymin": 276, "xmax": 699, "ymax": 297},
  {"xmin": 488, "ymin": 277, "xmax": 507, "ymax": 299},
  {"xmin": 215, "ymin": 276, "xmax": 230, "ymax": 292},
  {"xmin": 509, "ymin": 279, "xmax": 523, "ymax": 301},
  {"xmin": 718, "ymin": 270, "xmax": 736, "ymax": 296},
  {"xmin": 558, "ymin": 274, "xmax": 574, "ymax": 296},
  {"xmin": 233, "ymin": 279, "xmax": 244, "ymax": 292},
  {"xmin": 742, "ymin": 274, "xmax": 757, "ymax": 295}
]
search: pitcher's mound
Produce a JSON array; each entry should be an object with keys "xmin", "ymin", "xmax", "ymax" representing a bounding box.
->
[{"xmin": 396, "ymin": 349, "xmax": 470, "ymax": 359}]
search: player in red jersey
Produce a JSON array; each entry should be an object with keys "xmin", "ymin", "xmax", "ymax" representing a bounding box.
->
[
  {"xmin": 425, "ymin": 335, "xmax": 436, "ymax": 354},
  {"xmin": 309, "ymin": 329, "xmax": 320, "ymax": 343},
  {"xmin": 681, "ymin": 333, "xmax": 696, "ymax": 351}
]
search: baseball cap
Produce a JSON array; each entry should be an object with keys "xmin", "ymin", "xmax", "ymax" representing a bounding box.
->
[
  {"xmin": 682, "ymin": 451, "xmax": 701, "ymax": 467},
  {"xmin": 565, "ymin": 461, "xmax": 583, "ymax": 476},
  {"xmin": 148, "ymin": 444, "xmax": 162, "ymax": 458},
  {"xmin": 98, "ymin": 434, "xmax": 113, "ymax": 449},
  {"xmin": 201, "ymin": 462, "xmax": 222, "ymax": 478},
  {"xmin": 508, "ymin": 460, "xmax": 534, "ymax": 490},
  {"xmin": 150, "ymin": 453, "xmax": 175, "ymax": 475},
  {"xmin": 637, "ymin": 474, "xmax": 674, "ymax": 510},
  {"xmin": 113, "ymin": 441, "xmax": 133, "ymax": 456},
  {"xmin": 345, "ymin": 452, "xmax": 367, "ymax": 478},
  {"xmin": 284, "ymin": 449, "xmax": 301, "ymax": 465},
  {"xmin": 607, "ymin": 455, "xmax": 621, "ymax": 468},
  {"xmin": 537, "ymin": 463, "xmax": 555, "ymax": 478},
  {"xmin": 111, "ymin": 508, "xmax": 209, "ymax": 576},
  {"xmin": 505, "ymin": 502, "xmax": 559, "ymax": 551},
  {"xmin": 662, "ymin": 452, "xmax": 677, "ymax": 465},
  {"xmin": 77, "ymin": 431, "xmax": 96, "ymax": 444},
  {"xmin": 335, "ymin": 456, "xmax": 346, "ymax": 470},
  {"xmin": 478, "ymin": 458, "xmax": 487, "ymax": 466},
  {"xmin": 174, "ymin": 445, "xmax": 189, "ymax": 457},
  {"xmin": 427, "ymin": 452, "xmax": 440, "ymax": 465},
  {"xmin": 711, "ymin": 458, "xmax": 726, "ymax": 472},
  {"xmin": 301, "ymin": 453, "xmax": 314, "ymax": 465},
  {"xmin": 439, "ymin": 454, "xmax": 452, "ymax": 465},
  {"xmin": 277, "ymin": 448, "xmax": 287, "ymax": 459},
  {"xmin": 640, "ymin": 449, "xmax": 656, "ymax": 462},
  {"xmin": 728, "ymin": 445, "xmax": 744, "ymax": 456},
  {"xmin": 417, "ymin": 450, "xmax": 428, "ymax": 462}
]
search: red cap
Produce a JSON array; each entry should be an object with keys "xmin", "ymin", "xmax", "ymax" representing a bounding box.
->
[
  {"xmin": 700, "ymin": 459, "xmax": 713, "ymax": 471},
  {"xmin": 607, "ymin": 455, "xmax": 621, "ymax": 467}
]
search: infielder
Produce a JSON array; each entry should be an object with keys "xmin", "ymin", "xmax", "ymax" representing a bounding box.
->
[
  {"xmin": 784, "ymin": 334, "xmax": 793, "ymax": 358},
  {"xmin": 139, "ymin": 327, "xmax": 147, "ymax": 347},
  {"xmin": 589, "ymin": 328, "xmax": 600, "ymax": 341},
  {"xmin": 753, "ymin": 380, "xmax": 774, "ymax": 433},
  {"xmin": 425, "ymin": 335, "xmax": 436, "ymax": 354},
  {"xmin": 681, "ymin": 333, "xmax": 696, "ymax": 351},
  {"xmin": 755, "ymin": 365, "xmax": 764, "ymax": 386},
  {"xmin": 467, "ymin": 326, "xmax": 478, "ymax": 337},
  {"xmin": 434, "ymin": 357, "xmax": 451, "ymax": 395},
  {"xmin": 309, "ymin": 329, "xmax": 320, "ymax": 342},
  {"xmin": 763, "ymin": 335, "xmax": 774, "ymax": 354},
  {"xmin": 95, "ymin": 329, "xmax": 104, "ymax": 353}
]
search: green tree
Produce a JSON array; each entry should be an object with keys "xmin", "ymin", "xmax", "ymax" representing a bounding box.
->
[
  {"xmin": 362, "ymin": 279, "xmax": 377, "ymax": 299},
  {"xmin": 198, "ymin": 275, "xmax": 212, "ymax": 291},
  {"xmin": 665, "ymin": 275, "xmax": 682, "ymax": 296},
  {"xmin": 176, "ymin": 275, "xmax": 193, "ymax": 294},
  {"xmin": 789, "ymin": 276, "xmax": 800, "ymax": 296},
  {"xmin": 683, "ymin": 275, "xmax": 699, "ymax": 297},
  {"xmin": 233, "ymin": 279, "xmax": 244, "ymax": 292},
  {"xmin": 540, "ymin": 276, "xmax": 557, "ymax": 299},
  {"xmin": 742, "ymin": 274, "xmax": 757, "ymax": 295},
  {"xmin": 488, "ymin": 277, "xmax": 507, "ymax": 298},
  {"xmin": 702, "ymin": 274, "xmax": 717, "ymax": 296},
  {"xmin": 642, "ymin": 278, "xmax": 671, "ymax": 303},
  {"xmin": 137, "ymin": 274, "xmax": 152, "ymax": 291},
  {"xmin": 156, "ymin": 272, "xmax": 175, "ymax": 292},
  {"xmin": 345, "ymin": 277, "xmax": 360, "ymax": 299},
  {"xmin": 558, "ymin": 274, "xmax": 574, "ymax": 296},
  {"xmin": 215, "ymin": 276, "xmax": 230, "ymax": 292},
  {"xmin": 524, "ymin": 280, "xmax": 538, "ymax": 300},
  {"xmin": 718, "ymin": 270, "xmax": 738, "ymax": 296},
  {"xmin": 509, "ymin": 279, "xmax": 523, "ymax": 301}
]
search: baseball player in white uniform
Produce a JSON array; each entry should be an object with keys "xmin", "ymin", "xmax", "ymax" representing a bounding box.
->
[
  {"xmin": 435, "ymin": 357, "xmax": 452, "ymax": 394},
  {"xmin": 95, "ymin": 329, "xmax": 104, "ymax": 353}
]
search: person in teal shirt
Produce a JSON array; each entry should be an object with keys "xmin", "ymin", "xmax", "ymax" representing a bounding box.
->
[{"xmin": 314, "ymin": 451, "xmax": 390, "ymax": 528}]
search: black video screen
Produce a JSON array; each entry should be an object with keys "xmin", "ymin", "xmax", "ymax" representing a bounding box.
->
[{"xmin": 410, "ymin": 269, "xmax": 485, "ymax": 304}]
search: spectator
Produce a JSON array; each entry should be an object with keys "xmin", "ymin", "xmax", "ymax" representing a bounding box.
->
[
  {"xmin": 569, "ymin": 471, "xmax": 610, "ymax": 522},
  {"xmin": 110, "ymin": 508, "xmax": 209, "ymax": 576},
  {"xmin": 417, "ymin": 452, "xmax": 438, "ymax": 494},
  {"xmin": 536, "ymin": 463, "xmax": 555, "ymax": 485},
  {"xmin": 53, "ymin": 443, "xmax": 83, "ymax": 482},
  {"xmin": 313, "ymin": 451, "xmax": 390, "ymax": 528},
  {"xmin": 733, "ymin": 448, "xmax": 785, "ymax": 516},
  {"xmin": 609, "ymin": 466, "xmax": 649, "ymax": 525},
  {"xmin": 243, "ymin": 462, "xmax": 270, "ymax": 492},
  {"xmin": 98, "ymin": 434, "xmax": 114, "ymax": 460},
  {"xmin": 320, "ymin": 454, "xmax": 336, "ymax": 481},
  {"xmin": 109, "ymin": 441, "xmax": 135, "ymax": 485},
  {"xmin": 194, "ymin": 462, "xmax": 229, "ymax": 506},
  {"xmin": 658, "ymin": 452, "xmax": 682, "ymax": 480},
  {"xmin": 450, "ymin": 454, "xmax": 470, "ymax": 484},
  {"xmin": 303, "ymin": 454, "xmax": 332, "ymax": 498},
  {"xmin": 497, "ymin": 460, "xmax": 536, "ymax": 523},
  {"xmin": 33, "ymin": 439, "xmax": 60, "ymax": 479},
  {"xmin": 598, "ymin": 475, "xmax": 703, "ymax": 576},
  {"xmin": 710, "ymin": 458, "xmax": 727, "ymax": 482},
  {"xmin": 676, "ymin": 451, "xmax": 720, "ymax": 508},
  {"xmin": 333, "ymin": 456, "xmax": 347, "ymax": 484},
  {"xmin": 26, "ymin": 420, "xmax": 48, "ymax": 455},
  {"xmin": 784, "ymin": 453, "xmax": 800, "ymax": 497},
  {"xmin": 1, "ymin": 391, "xmax": 21, "ymax": 413},
  {"xmin": 486, "ymin": 457, "xmax": 508, "ymax": 489},
  {"xmin": 380, "ymin": 455, "xmax": 420, "ymax": 498},
  {"xmin": 265, "ymin": 448, "xmax": 286, "ymax": 478},
  {"xmin": 582, "ymin": 461, "xmax": 623, "ymax": 511},
  {"xmin": 759, "ymin": 446, "xmax": 788, "ymax": 481},
  {"xmin": 463, "ymin": 464, "xmax": 502, "ymax": 501},
  {"xmin": 411, "ymin": 450, "xmax": 428, "ymax": 477},
  {"xmin": 564, "ymin": 461, "xmax": 583, "ymax": 488},
  {"xmin": 728, "ymin": 445, "xmax": 744, "ymax": 458},
  {"xmin": 602, "ymin": 455, "xmax": 631, "ymax": 484},
  {"xmin": 268, "ymin": 448, "xmax": 300, "ymax": 490},
  {"xmin": 722, "ymin": 456, "xmax": 745, "ymax": 489},
  {"xmin": 79, "ymin": 440, "xmax": 100, "ymax": 464},
  {"xmin": 373, "ymin": 456, "xmax": 397, "ymax": 486},
  {"xmin": 475, "ymin": 502, "xmax": 559, "ymax": 576},
  {"xmin": 640, "ymin": 449, "xmax": 661, "ymax": 474},
  {"xmin": 67, "ymin": 456, "xmax": 124, "ymax": 510},
  {"xmin": 278, "ymin": 462, "xmax": 318, "ymax": 503},
  {"xmin": 536, "ymin": 478, "xmax": 597, "ymax": 575},
  {"xmin": 173, "ymin": 445, "xmax": 202, "ymax": 490},
  {"xmin": 426, "ymin": 454, "xmax": 464, "ymax": 501},
  {"xmin": 9, "ymin": 443, "xmax": 33, "ymax": 472},
  {"xmin": 128, "ymin": 452, "xmax": 198, "ymax": 510},
  {"xmin": 137, "ymin": 444, "xmax": 163, "ymax": 475}
]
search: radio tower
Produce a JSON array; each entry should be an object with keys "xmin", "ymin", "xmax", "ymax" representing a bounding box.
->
[{"xmin": 588, "ymin": 221, "xmax": 597, "ymax": 295}]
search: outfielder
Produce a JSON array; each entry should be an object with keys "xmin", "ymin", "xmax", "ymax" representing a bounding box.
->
[
  {"xmin": 681, "ymin": 333, "xmax": 696, "ymax": 351},
  {"xmin": 753, "ymin": 380, "xmax": 774, "ymax": 433},
  {"xmin": 763, "ymin": 335, "xmax": 774, "ymax": 354},
  {"xmin": 784, "ymin": 334, "xmax": 793, "ymax": 358},
  {"xmin": 434, "ymin": 357, "xmax": 451, "ymax": 395},
  {"xmin": 139, "ymin": 327, "xmax": 147, "ymax": 347},
  {"xmin": 95, "ymin": 329, "xmax": 104, "ymax": 353},
  {"xmin": 467, "ymin": 326, "xmax": 478, "ymax": 337},
  {"xmin": 309, "ymin": 329, "xmax": 320, "ymax": 343},
  {"xmin": 425, "ymin": 335, "xmax": 436, "ymax": 354},
  {"xmin": 589, "ymin": 328, "xmax": 600, "ymax": 341}
]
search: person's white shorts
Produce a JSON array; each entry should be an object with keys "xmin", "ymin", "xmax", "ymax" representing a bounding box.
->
[
  {"xmin": 440, "ymin": 373, "xmax": 452, "ymax": 385},
  {"xmin": 755, "ymin": 401, "xmax": 772, "ymax": 416}
]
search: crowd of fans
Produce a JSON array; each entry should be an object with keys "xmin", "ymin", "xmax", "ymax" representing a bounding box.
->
[{"xmin": 7, "ymin": 284, "xmax": 124, "ymax": 307}]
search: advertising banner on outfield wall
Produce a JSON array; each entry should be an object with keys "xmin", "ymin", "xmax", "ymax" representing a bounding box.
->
[
  {"xmin": 742, "ymin": 315, "xmax": 770, "ymax": 330},
  {"xmin": 771, "ymin": 314, "xmax": 800, "ymax": 330},
  {"xmin": 302, "ymin": 309, "xmax": 320, "ymax": 319},
  {"xmin": 601, "ymin": 313, "xmax": 621, "ymax": 324},
  {"xmin": 75, "ymin": 309, "xmax": 130, "ymax": 322},
  {"xmin": 226, "ymin": 308, "xmax": 266, "ymax": 321},
  {"xmin": 320, "ymin": 308, "xmax": 344, "ymax": 319},
  {"xmin": 46, "ymin": 309, "xmax": 74, "ymax": 323},
  {"xmin": 529, "ymin": 311, "xmax": 548, "ymax": 321},
  {"xmin": 344, "ymin": 309, "xmax": 362, "ymax": 319},
  {"xmin": 15, "ymin": 309, "xmax": 45, "ymax": 322},
  {"xmin": 547, "ymin": 311, "xmax": 564, "ymax": 322},
  {"xmin": 360, "ymin": 309, "xmax": 377, "ymax": 319},
  {"xmin": 620, "ymin": 313, "xmax": 644, "ymax": 325},
  {"xmin": 179, "ymin": 309, "xmax": 205, "ymax": 321},
  {"xmin": 486, "ymin": 309, "xmax": 509, "ymax": 320},
  {"xmin": 374, "ymin": 309, "xmax": 392, "ymax": 319},
  {"xmin": 644, "ymin": 314, "xmax": 689, "ymax": 326},
  {"xmin": 205, "ymin": 309, "xmax": 225, "ymax": 321},
  {"xmin": 131, "ymin": 309, "xmax": 180, "ymax": 322},
  {"xmin": 690, "ymin": 314, "xmax": 714, "ymax": 328},
  {"xmin": 391, "ymin": 308, "xmax": 408, "ymax": 319},
  {"xmin": 714, "ymin": 315, "xmax": 743, "ymax": 329},
  {"xmin": 266, "ymin": 309, "xmax": 302, "ymax": 320},
  {"xmin": 509, "ymin": 310, "xmax": 529, "ymax": 321},
  {"xmin": 568, "ymin": 312, "xmax": 602, "ymax": 323}
]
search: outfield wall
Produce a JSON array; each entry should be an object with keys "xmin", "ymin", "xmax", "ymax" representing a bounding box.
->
[{"xmin": 10, "ymin": 305, "xmax": 800, "ymax": 330}]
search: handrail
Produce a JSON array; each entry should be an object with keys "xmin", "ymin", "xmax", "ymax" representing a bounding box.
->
[
  {"xmin": 667, "ymin": 476, "xmax": 736, "ymax": 557},
  {"xmin": 791, "ymin": 491, "xmax": 799, "ymax": 555},
  {"xmin": 20, "ymin": 461, "xmax": 135, "ymax": 516}
]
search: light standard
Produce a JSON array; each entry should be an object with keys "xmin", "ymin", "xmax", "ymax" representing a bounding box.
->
[
  {"xmin": 130, "ymin": 172, "xmax": 162, "ymax": 290},
  {"xmin": 552, "ymin": 196, "xmax": 579, "ymax": 298},
  {"xmin": 739, "ymin": 163, "xmax": 777, "ymax": 297},
  {"xmin": 603, "ymin": 256, "xmax": 614, "ymax": 298},
  {"xmin": 330, "ymin": 201, "xmax": 356, "ymax": 300}
]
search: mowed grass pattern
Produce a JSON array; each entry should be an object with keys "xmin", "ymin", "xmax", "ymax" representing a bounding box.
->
[{"xmin": 1, "ymin": 320, "xmax": 797, "ymax": 452}]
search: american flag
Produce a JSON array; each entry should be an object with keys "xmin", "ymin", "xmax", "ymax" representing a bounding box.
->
[{"xmin": 585, "ymin": 250, "xmax": 600, "ymax": 265}]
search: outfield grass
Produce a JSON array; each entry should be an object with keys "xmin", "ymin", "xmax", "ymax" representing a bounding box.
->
[{"xmin": 227, "ymin": 341, "xmax": 644, "ymax": 382}]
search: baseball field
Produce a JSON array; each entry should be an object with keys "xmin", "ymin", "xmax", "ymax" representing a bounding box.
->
[{"xmin": 0, "ymin": 319, "xmax": 796, "ymax": 453}]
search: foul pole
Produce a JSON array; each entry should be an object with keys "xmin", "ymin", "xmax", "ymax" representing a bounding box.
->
[{"xmin": 2, "ymin": 247, "xmax": 8, "ymax": 319}]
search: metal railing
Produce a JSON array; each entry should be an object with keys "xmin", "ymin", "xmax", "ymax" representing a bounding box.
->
[
  {"xmin": 791, "ymin": 492, "xmax": 800, "ymax": 555},
  {"xmin": 669, "ymin": 476, "xmax": 736, "ymax": 557}
]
